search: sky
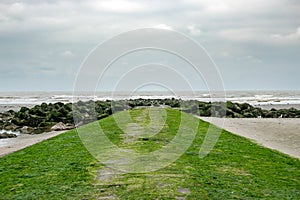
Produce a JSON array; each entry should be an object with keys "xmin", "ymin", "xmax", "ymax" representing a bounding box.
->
[{"xmin": 0, "ymin": 0, "xmax": 299, "ymax": 91}]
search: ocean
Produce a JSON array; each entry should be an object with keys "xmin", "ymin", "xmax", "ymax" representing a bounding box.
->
[{"xmin": 0, "ymin": 91, "xmax": 300, "ymax": 112}]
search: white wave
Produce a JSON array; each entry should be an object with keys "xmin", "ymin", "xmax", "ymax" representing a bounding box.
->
[
  {"xmin": 0, "ymin": 130, "xmax": 20, "ymax": 135},
  {"xmin": 0, "ymin": 91, "xmax": 300, "ymax": 106}
]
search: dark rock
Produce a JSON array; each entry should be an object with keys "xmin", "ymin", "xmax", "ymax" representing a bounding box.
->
[
  {"xmin": 0, "ymin": 132, "xmax": 17, "ymax": 139},
  {"xmin": 47, "ymin": 110, "xmax": 62, "ymax": 122},
  {"xmin": 226, "ymin": 109, "xmax": 235, "ymax": 118},
  {"xmin": 54, "ymin": 102, "xmax": 64, "ymax": 108},
  {"xmin": 41, "ymin": 102, "xmax": 48, "ymax": 111},
  {"xmin": 4, "ymin": 124, "xmax": 19, "ymax": 131},
  {"xmin": 243, "ymin": 112, "xmax": 255, "ymax": 118},
  {"xmin": 264, "ymin": 111, "xmax": 278, "ymax": 118},
  {"xmin": 227, "ymin": 101, "xmax": 241, "ymax": 113},
  {"xmin": 19, "ymin": 107, "xmax": 29, "ymax": 113},
  {"xmin": 105, "ymin": 107, "xmax": 112, "ymax": 115},
  {"xmin": 240, "ymin": 103, "xmax": 252, "ymax": 111},
  {"xmin": 233, "ymin": 112, "xmax": 243, "ymax": 118}
]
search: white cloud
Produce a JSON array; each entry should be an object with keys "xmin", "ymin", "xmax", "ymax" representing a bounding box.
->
[
  {"xmin": 89, "ymin": 0, "xmax": 146, "ymax": 13},
  {"xmin": 0, "ymin": 0, "xmax": 299, "ymax": 90},
  {"xmin": 60, "ymin": 50, "xmax": 74, "ymax": 58},
  {"xmin": 236, "ymin": 55, "xmax": 262, "ymax": 63},
  {"xmin": 187, "ymin": 25, "xmax": 202, "ymax": 36},
  {"xmin": 218, "ymin": 28, "xmax": 266, "ymax": 42},
  {"xmin": 6, "ymin": 2, "xmax": 25, "ymax": 17},
  {"xmin": 271, "ymin": 27, "xmax": 300, "ymax": 43},
  {"xmin": 153, "ymin": 24, "xmax": 173, "ymax": 30},
  {"xmin": 220, "ymin": 51, "xmax": 230, "ymax": 57},
  {"xmin": 183, "ymin": 0, "xmax": 297, "ymax": 16}
]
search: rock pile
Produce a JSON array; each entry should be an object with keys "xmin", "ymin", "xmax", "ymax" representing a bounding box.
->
[
  {"xmin": 0, "ymin": 99, "xmax": 299, "ymax": 135},
  {"xmin": 0, "ymin": 132, "xmax": 17, "ymax": 139}
]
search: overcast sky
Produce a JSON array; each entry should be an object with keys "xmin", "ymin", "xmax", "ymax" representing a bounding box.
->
[{"xmin": 0, "ymin": 0, "xmax": 299, "ymax": 91}]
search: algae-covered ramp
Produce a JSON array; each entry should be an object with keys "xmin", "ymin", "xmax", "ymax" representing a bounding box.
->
[{"xmin": 0, "ymin": 108, "xmax": 299, "ymax": 199}]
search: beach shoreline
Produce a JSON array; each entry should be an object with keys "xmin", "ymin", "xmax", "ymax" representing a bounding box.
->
[{"xmin": 200, "ymin": 117, "xmax": 300, "ymax": 159}]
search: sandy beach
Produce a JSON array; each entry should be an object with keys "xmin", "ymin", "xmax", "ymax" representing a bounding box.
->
[
  {"xmin": 0, "ymin": 130, "xmax": 67, "ymax": 157},
  {"xmin": 200, "ymin": 117, "xmax": 300, "ymax": 159}
]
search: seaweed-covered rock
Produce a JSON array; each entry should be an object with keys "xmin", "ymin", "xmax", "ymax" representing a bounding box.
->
[
  {"xmin": 240, "ymin": 103, "xmax": 252, "ymax": 111},
  {"xmin": 226, "ymin": 101, "xmax": 241, "ymax": 113},
  {"xmin": 4, "ymin": 124, "xmax": 19, "ymax": 131},
  {"xmin": 0, "ymin": 132, "xmax": 17, "ymax": 139},
  {"xmin": 1, "ymin": 99, "xmax": 300, "ymax": 135},
  {"xmin": 19, "ymin": 107, "xmax": 29, "ymax": 113},
  {"xmin": 47, "ymin": 110, "xmax": 63, "ymax": 122}
]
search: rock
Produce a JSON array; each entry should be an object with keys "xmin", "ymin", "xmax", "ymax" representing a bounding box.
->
[
  {"xmin": 227, "ymin": 101, "xmax": 241, "ymax": 113},
  {"xmin": 226, "ymin": 109, "xmax": 235, "ymax": 118},
  {"xmin": 4, "ymin": 124, "xmax": 19, "ymax": 131},
  {"xmin": 19, "ymin": 106, "xmax": 29, "ymax": 113},
  {"xmin": 51, "ymin": 122, "xmax": 74, "ymax": 131},
  {"xmin": 20, "ymin": 126, "xmax": 34, "ymax": 134},
  {"xmin": 0, "ymin": 132, "xmax": 17, "ymax": 139},
  {"xmin": 240, "ymin": 103, "xmax": 252, "ymax": 110},
  {"xmin": 51, "ymin": 122, "xmax": 66, "ymax": 131},
  {"xmin": 243, "ymin": 112, "xmax": 255, "ymax": 118},
  {"xmin": 47, "ymin": 110, "xmax": 62, "ymax": 122}
]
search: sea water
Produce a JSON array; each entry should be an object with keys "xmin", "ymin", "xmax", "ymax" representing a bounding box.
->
[{"xmin": 0, "ymin": 91, "xmax": 300, "ymax": 110}]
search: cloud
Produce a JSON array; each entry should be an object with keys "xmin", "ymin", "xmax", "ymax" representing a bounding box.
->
[
  {"xmin": 60, "ymin": 50, "xmax": 74, "ymax": 58},
  {"xmin": 217, "ymin": 26, "xmax": 300, "ymax": 46},
  {"xmin": 153, "ymin": 24, "xmax": 173, "ymax": 30},
  {"xmin": 36, "ymin": 66, "xmax": 56, "ymax": 72},
  {"xmin": 187, "ymin": 25, "xmax": 202, "ymax": 36},
  {"xmin": 218, "ymin": 28, "xmax": 267, "ymax": 42},
  {"xmin": 236, "ymin": 55, "xmax": 262, "ymax": 64},
  {"xmin": 271, "ymin": 27, "xmax": 300, "ymax": 44},
  {"xmin": 89, "ymin": 0, "xmax": 146, "ymax": 13},
  {"xmin": 220, "ymin": 51, "xmax": 230, "ymax": 57},
  {"xmin": 0, "ymin": 0, "xmax": 299, "ymax": 90}
]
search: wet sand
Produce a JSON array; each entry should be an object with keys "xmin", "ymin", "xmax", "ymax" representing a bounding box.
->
[
  {"xmin": 200, "ymin": 117, "xmax": 300, "ymax": 159},
  {"xmin": 0, "ymin": 131, "xmax": 67, "ymax": 157}
]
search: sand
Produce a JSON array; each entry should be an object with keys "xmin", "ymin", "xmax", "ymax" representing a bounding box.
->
[
  {"xmin": 0, "ymin": 131, "xmax": 67, "ymax": 157},
  {"xmin": 200, "ymin": 117, "xmax": 300, "ymax": 159}
]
